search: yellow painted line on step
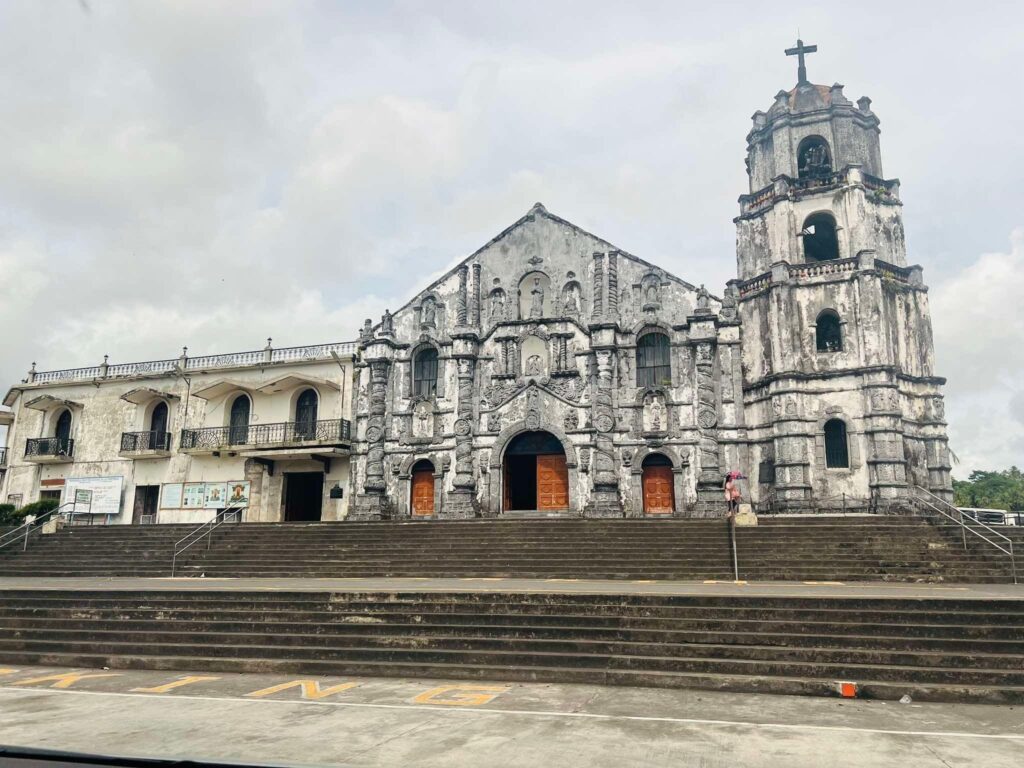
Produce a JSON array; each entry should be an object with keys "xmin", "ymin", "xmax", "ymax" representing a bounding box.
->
[
  {"xmin": 631, "ymin": 580, "xmax": 655, "ymax": 584},
  {"xmin": 245, "ymin": 680, "xmax": 361, "ymax": 700},
  {"xmin": 546, "ymin": 579, "xmax": 580, "ymax": 583},
  {"xmin": 803, "ymin": 581, "xmax": 845, "ymax": 586}
]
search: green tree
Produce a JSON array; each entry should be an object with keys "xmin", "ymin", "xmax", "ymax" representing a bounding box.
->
[{"xmin": 952, "ymin": 467, "xmax": 1024, "ymax": 510}]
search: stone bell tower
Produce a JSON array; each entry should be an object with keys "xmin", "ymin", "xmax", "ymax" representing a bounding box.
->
[{"xmin": 733, "ymin": 40, "xmax": 953, "ymax": 511}]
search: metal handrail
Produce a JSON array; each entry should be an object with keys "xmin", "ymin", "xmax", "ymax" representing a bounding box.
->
[
  {"xmin": 170, "ymin": 502, "xmax": 246, "ymax": 577},
  {"xmin": 0, "ymin": 502, "xmax": 76, "ymax": 553},
  {"xmin": 911, "ymin": 485, "xmax": 1016, "ymax": 584}
]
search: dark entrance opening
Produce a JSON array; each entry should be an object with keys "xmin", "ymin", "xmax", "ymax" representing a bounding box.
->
[
  {"xmin": 502, "ymin": 430, "xmax": 568, "ymax": 513},
  {"xmin": 133, "ymin": 485, "xmax": 160, "ymax": 524},
  {"xmin": 284, "ymin": 472, "xmax": 324, "ymax": 521}
]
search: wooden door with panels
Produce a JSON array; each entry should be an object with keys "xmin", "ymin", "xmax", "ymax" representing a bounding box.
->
[
  {"xmin": 411, "ymin": 460, "xmax": 435, "ymax": 517},
  {"xmin": 536, "ymin": 454, "xmax": 569, "ymax": 511},
  {"xmin": 641, "ymin": 454, "xmax": 675, "ymax": 515}
]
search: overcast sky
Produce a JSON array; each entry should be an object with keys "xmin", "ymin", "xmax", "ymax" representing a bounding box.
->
[{"xmin": 0, "ymin": 1, "xmax": 1021, "ymax": 476}]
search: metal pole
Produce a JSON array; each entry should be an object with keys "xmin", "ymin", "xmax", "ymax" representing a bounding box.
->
[{"xmin": 959, "ymin": 509, "xmax": 968, "ymax": 551}]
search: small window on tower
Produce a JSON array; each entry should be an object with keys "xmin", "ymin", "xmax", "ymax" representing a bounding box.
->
[
  {"xmin": 816, "ymin": 310, "xmax": 843, "ymax": 352},
  {"xmin": 797, "ymin": 136, "xmax": 832, "ymax": 179},
  {"xmin": 824, "ymin": 418, "xmax": 850, "ymax": 469},
  {"xmin": 802, "ymin": 213, "xmax": 840, "ymax": 262}
]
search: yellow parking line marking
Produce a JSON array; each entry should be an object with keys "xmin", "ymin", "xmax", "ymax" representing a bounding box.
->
[
  {"xmin": 11, "ymin": 671, "xmax": 121, "ymax": 689},
  {"xmin": 411, "ymin": 685, "xmax": 510, "ymax": 707},
  {"xmin": 245, "ymin": 680, "xmax": 361, "ymax": 700},
  {"xmin": 132, "ymin": 676, "xmax": 221, "ymax": 694}
]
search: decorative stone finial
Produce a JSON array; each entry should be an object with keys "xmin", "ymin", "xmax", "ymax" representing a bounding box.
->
[
  {"xmin": 857, "ymin": 96, "xmax": 873, "ymax": 114},
  {"xmin": 529, "ymin": 201, "xmax": 547, "ymax": 215},
  {"xmin": 265, "ymin": 337, "xmax": 273, "ymax": 349}
]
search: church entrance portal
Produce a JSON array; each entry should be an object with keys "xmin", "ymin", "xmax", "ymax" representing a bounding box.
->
[
  {"xmin": 502, "ymin": 431, "xmax": 569, "ymax": 513},
  {"xmin": 284, "ymin": 472, "xmax": 323, "ymax": 521},
  {"xmin": 641, "ymin": 453, "xmax": 675, "ymax": 515},
  {"xmin": 410, "ymin": 459, "xmax": 436, "ymax": 517}
]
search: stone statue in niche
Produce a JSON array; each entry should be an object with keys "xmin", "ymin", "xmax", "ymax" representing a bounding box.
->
[
  {"xmin": 490, "ymin": 287, "xmax": 506, "ymax": 320},
  {"xmin": 412, "ymin": 400, "xmax": 433, "ymax": 439},
  {"xmin": 487, "ymin": 412, "xmax": 502, "ymax": 432},
  {"xmin": 421, "ymin": 297, "xmax": 437, "ymax": 328},
  {"xmin": 643, "ymin": 392, "xmax": 667, "ymax": 433},
  {"xmin": 525, "ymin": 355, "xmax": 543, "ymax": 377},
  {"xmin": 562, "ymin": 282, "xmax": 581, "ymax": 316},
  {"xmin": 646, "ymin": 282, "xmax": 659, "ymax": 305},
  {"xmin": 379, "ymin": 309, "xmax": 394, "ymax": 336},
  {"xmin": 530, "ymin": 278, "xmax": 545, "ymax": 318}
]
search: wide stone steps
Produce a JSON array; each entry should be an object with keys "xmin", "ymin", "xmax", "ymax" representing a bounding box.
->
[
  {"xmin": 0, "ymin": 517, "xmax": 1013, "ymax": 582},
  {"xmin": 1, "ymin": 589, "xmax": 1022, "ymax": 702}
]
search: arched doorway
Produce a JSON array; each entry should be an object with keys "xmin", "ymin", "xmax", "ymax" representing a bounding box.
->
[
  {"xmin": 503, "ymin": 431, "xmax": 568, "ymax": 513},
  {"xmin": 411, "ymin": 459, "xmax": 436, "ymax": 517},
  {"xmin": 641, "ymin": 453, "xmax": 675, "ymax": 515}
]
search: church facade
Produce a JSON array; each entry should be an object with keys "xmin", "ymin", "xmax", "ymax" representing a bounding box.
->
[{"xmin": 349, "ymin": 44, "xmax": 953, "ymax": 520}]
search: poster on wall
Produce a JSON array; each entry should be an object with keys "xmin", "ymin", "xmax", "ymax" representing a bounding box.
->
[
  {"xmin": 62, "ymin": 476, "xmax": 123, "ymax": 519},
  {"xmin": 160, "ymin": 483, "xmax": 183, "ymax": 509},
  {"xmin": 181, "ymin": 483, "xmax": 207, "ymax": 508},
  {"xmin": 203, "ymin": 483, "xmax": 229, "ymax": 509},
  {"xmin": 226, "ymin": 481, "xmax": 250, "ymax": 506},
  {"xmin": 159, "ymin": 481, "xmax": 251, "ymax": 510}
]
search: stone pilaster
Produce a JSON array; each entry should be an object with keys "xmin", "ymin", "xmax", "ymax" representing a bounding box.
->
[
  {"xmin": 693, "ymin": 340, "xmax": 725, "ymax": 513},
  {"xmin": 446, "ymin": 357, "xmax": 478, "ymax": 518},
  {"xmin": 586, "ymin": 348, "xmax": 621, "ymax": 517},
  {"xmin": 351, "ymin": 358, "xmax": 392, "ymax": 520},
  {"xmin": 607, "ymin": 251, "xmax": 619, "ymax": 321},
  {"xmin": 863, "ymin": 383, "xmax": 909, "ymax": 506}
]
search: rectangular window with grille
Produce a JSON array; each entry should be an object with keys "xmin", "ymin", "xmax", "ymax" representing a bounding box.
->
[{"xmin": 637, "ymin": 333, "xmax": 671, "ymax": 388}]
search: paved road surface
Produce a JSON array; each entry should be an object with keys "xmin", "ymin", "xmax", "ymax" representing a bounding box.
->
[{"xmin": 0, "ymin": 664, "xmax": 1020, "ymax": 767}]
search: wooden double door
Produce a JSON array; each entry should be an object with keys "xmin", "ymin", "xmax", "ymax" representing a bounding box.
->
[
  {"xmin": 504, "ymin": 453, "xmax": 569, "ymax": 512},
  {"xmin": 642, "ymin": 465, "xmax": 675, "ymax": 515}
]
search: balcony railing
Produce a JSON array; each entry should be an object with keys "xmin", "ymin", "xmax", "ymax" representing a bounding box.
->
[
  {"xmin": 25, "ymin": 437, "xmax": 74, "ymax": 459},
  {"xmin": 180, "ymin": 418, "xmax": 352, "ymax": 451},
  {"xmin": 29, "ymin": 341, "xmax": 358, "ymax": 385},
  {"xmin": 121, "ymin": 430, "xmax": 172, "ymax": 452}
]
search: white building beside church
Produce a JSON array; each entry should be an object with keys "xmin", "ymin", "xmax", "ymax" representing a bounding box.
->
[{"xmin": 0, "ymin": 341, "xmax": 355, "ymax": 524}]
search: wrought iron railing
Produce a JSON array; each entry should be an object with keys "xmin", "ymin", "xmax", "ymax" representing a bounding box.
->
[
  {"xmin": 25, "ymin": 437, "xmax": 74, "ymax": 459},
  {"xmin": 180, "ymin": 418, "xmax": 351, "ymax": 450},
  {"xmin": 121, "ymin": 430, "xmax": 172, "ymax": 452}
]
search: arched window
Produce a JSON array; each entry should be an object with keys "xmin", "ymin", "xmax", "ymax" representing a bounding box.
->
[
  {"xmin": 149, "ymin": 401, "xmax": 169, "ymax": 450},
  {"xmin": 816, "ymin": 310, "xmax": 843, "ymax": 352},
  {"xmin": 824, "ymin": 419, "xmax": 850, "ymax": 468},
  {"xmin": 295, "ymin": 388, "xmax": 319, "ymax": 439},
  {"xmin": 802, "ymin": 213, "xmax": 840, "ymax": 262},
  {"xmin": 636, "ymin": 332, "xmax": 671, "ymax": 388},
  {"xmin": 413, "ymin": 348, "xmax": 439, "ymax": 398},
  {"xmin": 54, "ymin": 409, "xmax": 72, "ymax": 442},
  {"xmin": 797, "ymin": 136, "xmax": 832, "ymax": 179},
  {"xmin": 228, "ymin": 395, "xmax": 251, "ymax": 445},
  {"xmin": 149, "ymin": 401, "xmax": 169, "ymax": 434}
]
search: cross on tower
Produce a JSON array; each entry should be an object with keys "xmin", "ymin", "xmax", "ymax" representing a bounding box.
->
[{"xmin": 785, "ymin": 38, "xmax": 817, "ymax": 85}]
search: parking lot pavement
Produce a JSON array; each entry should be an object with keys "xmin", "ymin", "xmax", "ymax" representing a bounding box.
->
[{"xmin": 0, "ymin": 664, "xmax": 1021, "ymax": 767}]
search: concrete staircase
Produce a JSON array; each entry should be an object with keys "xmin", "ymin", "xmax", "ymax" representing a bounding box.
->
[
  {"xmin": 0, "ymin": 588, "xmax": 1021, "ymax": 703},
  {"xmin": 0, "ymin": 516, "xmax": 1014, "ymax": 582}
]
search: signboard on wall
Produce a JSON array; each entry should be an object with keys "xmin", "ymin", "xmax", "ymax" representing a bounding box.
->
[
  {"xmin": 161, "ymin": 481, "xmax": 250, "ymax": 510},
  {"xmin": 63, "ymin": 476, "xmax": 123, "ymax": 518},
  {"xmin": 160, "ymin": 483, "xmax": 183, "ymax": 509}
]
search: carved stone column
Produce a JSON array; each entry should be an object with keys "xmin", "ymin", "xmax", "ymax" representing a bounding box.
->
[
  {"xmin": 586, "ymin": 348, "xmax": 621, "ymax": 517},
  {"xmin": 591, "ymin": 252, "xmax": 604, "ymax": 321},
  {"xmin": 457, "ymin": 265, "xmax": 469, "ymax": 326},
  {"xmin": 693, "ymin": 341, "xmax": 724, "ymax": 514},
  {"xmin": 351, "ymin": 358, "xmax": 392, "ymax": 520},
  {"xmin": 607, "ymin": 251, "xmax": 619, "ymax": 320},
  {"xmin": 471, "ymin": 263, "xmax": 482, "ymax": 327},
  {"xmin": 446, "ymin": 356, "xmax": 478, "ymax": 518}
]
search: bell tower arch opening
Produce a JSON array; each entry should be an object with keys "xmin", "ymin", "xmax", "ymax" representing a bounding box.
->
[{"xmin": 502, "ymin": 430, "xmax": 568, "ymax": 514}]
